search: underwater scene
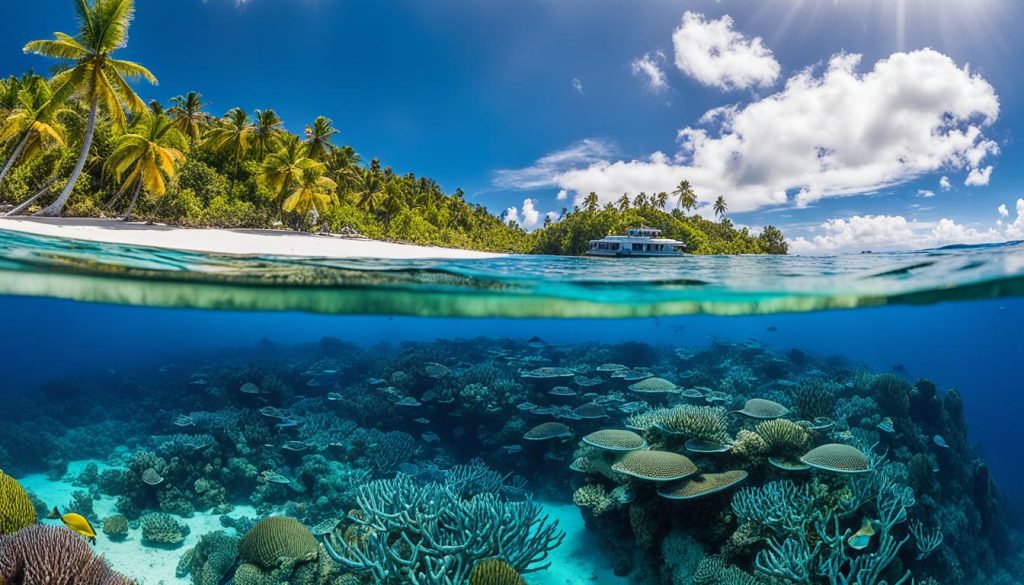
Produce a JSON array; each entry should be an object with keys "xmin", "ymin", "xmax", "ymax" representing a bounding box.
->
[{"xmin": 2, "ymin": 237, "xmax": 1024, "ymax": 585}]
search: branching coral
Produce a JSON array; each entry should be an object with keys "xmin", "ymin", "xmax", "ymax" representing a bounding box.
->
[
  {"xmin": 323, "ymin": 474, "xmax": 564, "ymax": 584},
  {"xmin": 754, "ymin": 419, "xmax": 811, "ymax": 453},
  {"xmin": 0, "ymin": 525, "xmax": 134, "ymax": 585},
  {"xmin": 652, "ymin": 405, "xmax": 730, "ymax": 443}
]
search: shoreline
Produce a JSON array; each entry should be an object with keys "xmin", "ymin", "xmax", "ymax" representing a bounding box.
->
[{"xmin": 0, "ymin": 217, "xmax": 502, "ymax": 260}]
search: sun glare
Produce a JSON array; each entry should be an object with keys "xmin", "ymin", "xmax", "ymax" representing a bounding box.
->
[{"xmin": 752, "ymin": 0, "xmax": 1014, "ymax": 55}]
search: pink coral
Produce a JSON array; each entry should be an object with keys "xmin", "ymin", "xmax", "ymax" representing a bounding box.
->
[{"xmin": 0, "ymin": 525, "xmax": 135, "ymax": 585}]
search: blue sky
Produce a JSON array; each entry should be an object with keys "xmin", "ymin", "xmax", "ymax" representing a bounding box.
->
[{"xmin": 2, "ymin": 0, "xmax": 1023, "ymax": 252}]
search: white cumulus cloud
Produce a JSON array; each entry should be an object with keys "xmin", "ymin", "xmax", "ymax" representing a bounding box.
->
[
  {"xmin": 504, "ymin": 198, "xmax": 543, "ymax": 229},
  {"xmin": 917, "ymin": 189, "xmax": 935, "ymax": 198},
  {"xmin": 497, "ymin": 49, "xmax": 1000, "ymax": 213},
  {"xmin": 572, "ymin": 78, "xmax": 584, "ymax": 94},
  {"xmin": 672, "ymin": 11, "xmax": 780, "ymax": 91},
  {"xmin": 631, "ymin": 52, "xmax": 669, "ymax": 92},
  {"xmin": 939, "ymin": 176, "xmax": 952, "ymax": 191},
  {"xmin": 790, "ymin": 199, "xmax": 1024, "ymax": 254},
  {"xmin": 965, "ymin": 165, "xmax": 993, "ymax": 186}
]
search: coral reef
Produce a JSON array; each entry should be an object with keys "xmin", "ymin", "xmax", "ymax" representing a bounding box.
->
[{"xmin": 0, "ymin": 336, "xmax": 1018, "ymax": 585}]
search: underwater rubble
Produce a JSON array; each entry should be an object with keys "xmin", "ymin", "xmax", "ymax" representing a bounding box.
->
[{"xmin": 0, "ymin": 336, "xmax": 1022, "ymax": 584}]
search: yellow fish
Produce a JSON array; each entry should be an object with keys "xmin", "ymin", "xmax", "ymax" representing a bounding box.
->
[{"xmin": 47, "ymin": 507, "xmax": 97, "ymax": 545}]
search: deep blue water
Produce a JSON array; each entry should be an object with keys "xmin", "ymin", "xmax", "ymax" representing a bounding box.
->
[{"xmin": 2, "ymin": 294, "xmax": 1022, "ymax": 506}]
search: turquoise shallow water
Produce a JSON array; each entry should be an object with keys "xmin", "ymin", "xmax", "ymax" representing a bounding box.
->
[
  {"xmin": 2, "ymin": 229, "xmax": 1024, "ymax": 585},
  {"xmin": 1, "ymin": 227, "xmax": 1024, "ymax": 317}
]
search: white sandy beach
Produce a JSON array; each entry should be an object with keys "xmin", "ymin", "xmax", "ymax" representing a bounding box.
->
[{"xmin": 0, "ymin": 217, "xmax": 501, "ymax": 260}]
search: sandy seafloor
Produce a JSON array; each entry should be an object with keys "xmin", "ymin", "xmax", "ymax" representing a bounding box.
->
[{"xmin": 18, "ymin": 460, "xmax": 626, "ymax": 585}]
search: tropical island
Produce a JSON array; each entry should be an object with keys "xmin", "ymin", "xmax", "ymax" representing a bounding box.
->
[{"xmin": 0, "ymin": 0, "xmax": 786, "ymax": 256}]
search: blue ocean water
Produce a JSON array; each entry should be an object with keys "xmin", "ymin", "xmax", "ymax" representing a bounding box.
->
[{"xmin": 2, "ymin": 231, "xmax": 1024, "ymax": 585}]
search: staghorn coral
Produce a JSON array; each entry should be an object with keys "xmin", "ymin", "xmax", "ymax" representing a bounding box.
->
[
  {"xmin": 0, "ymin": 471, "xmax": 36, "ymax": 535},
  {"xmin": 654, "ymin": 405, "xmax": 730, "ymax": 443},
  {"xmin": 323, "ymin": 474, "xmax": 563, "ymax": 584},
  {"xmin": 0, "ymin": 525, "xmax": 135, "ymax": 585},
  {"xmin": 754, "ymin": 419, "xmax": 811, "ymax": 453}
]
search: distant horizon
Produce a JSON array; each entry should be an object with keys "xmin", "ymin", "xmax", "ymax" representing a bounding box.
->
[{"xmin": 1, "ymin": 0, "xmax": 1023, "ymax": 253}]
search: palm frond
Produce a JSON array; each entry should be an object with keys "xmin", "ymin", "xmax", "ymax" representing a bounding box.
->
[
  {"xmin": 93, "ymin": 0, "xmax": 136, "ymax": 51},
  {"xmin": 108, "ymin": 58, "xmax": 157, "ymax": 84},
  {"xmin": 23, "ymin": 38, "xmax": 89, "ymax": 61}
]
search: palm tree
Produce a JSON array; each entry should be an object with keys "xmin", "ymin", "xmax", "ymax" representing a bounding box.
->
[
  {"xmin": 282, "ymin": 167, "xmax": 337, "ymax": 222},
  {"xmin": 351, "ymin": 172, "xmax": 385, "ymax": 214},
  {"xmin": 24, "ymin": 0, "xmax": 157, "ymax": 216},
  {"xmin": 713, "ymin": 195, "xmax": 727, "ymax": 218},
  {"xmin": 654, "ymin": 191, "xmax": 669, "ymax": 209},
  {"xmin": 202, "ymin": 108, "xmax": 253, "ymax": 194},
  {"xmin": 105, "ymin": 114, "xmax": 186, "ymax": 220},
  {"xmin": 328, "ymin": 145, "xmax": 361, "ymax": 192},
  {"xmin": 257, "ymin": 135, "xmax": 322, "ymax": 206},
  {"xmin": 252, "ymin": 109, "xmax": 283, "ymax": 160},
  {"xmin": 672, "ymin": 180, "xmax": 697, "ymax": 213},
  {"xmin": 168, "ymin": 91, "xmax": 209, "ymax": 146},
  {"xmin": 583, "ymin": 192, "xmax": 599, "ymax": 212},
  {"xmin": 304, "ymin": 116, "xmax": 337, "ymax": 161},
  {"xmin": 0, "ymin": 76, "xmax": 69, "ymax": 191},
  {"xmin": 616, "ymin": 193, "xmax": 630, "ymax": 212},
  {"xmin": 634, "ymin": 192, "xmax": 649, "ymax": 208}
]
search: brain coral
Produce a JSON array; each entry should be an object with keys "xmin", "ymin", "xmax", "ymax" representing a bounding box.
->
[
  {"xmin": 470, "ymin": 558, "xmax": 527, "ymax": 585},
  {"xmin": 0, "ymin": 525, "xmax": 134, "ymax": 585},
  {"xmin": 0, "ymin": 471, "xmax": 36, "ymax": 535},
  {"xmin": 239, "ymin": 516, "xmax": 318, "ymax": 569}
]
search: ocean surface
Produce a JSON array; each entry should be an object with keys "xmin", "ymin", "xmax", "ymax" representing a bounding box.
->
[{"xmin": 2, "ymin": 229, "xmax": 1024, "ymax": 585}]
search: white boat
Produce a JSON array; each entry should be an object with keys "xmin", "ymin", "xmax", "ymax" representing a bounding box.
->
[{"xmin": 585, "ymin": 227, "xmax": 687, "ymax": 257}]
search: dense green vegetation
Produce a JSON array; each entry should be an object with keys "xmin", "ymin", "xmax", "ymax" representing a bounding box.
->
[{"xmin": 0, "ymin": 0, "xmax": 786, "ymax": 255}]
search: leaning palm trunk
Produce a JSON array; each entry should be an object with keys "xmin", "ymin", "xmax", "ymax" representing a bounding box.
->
[
  {"xmin": 0, "ymin": 132, "xmax": 31, "ymax": 191},
  {"xmin": 123, "ymin": 180, "xmax": 143, "ymax": 222},
  {"xmin": 4, "ymin": 173, "xmax": 62, "ymax": 216},
  {"xmin": 36, "ymin": 98, "xmax": 98, "ymax": 217}
]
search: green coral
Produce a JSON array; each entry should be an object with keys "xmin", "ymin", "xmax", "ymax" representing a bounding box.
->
[
  {"xmin": 0, "ymin": 470, "xmax": 36, "ymax": 535},
  {"xmin": 178, "ymin": 530, "xmax": 240, "ymax": 585},
  {"xmin": 102, "ymin": 515, "xmax": 129, "ymax": 541},
  {"xmin": 754, "ymin": 419, "xmax": 811, "ymax": 453},
  {"xmin": 141, "ymin": 512, "xmax": 191, "ymax": 547},
  {"xmin": 239, "ymin": 516, "xmax": 318, "ymax": 569},
  {"xmin": 572, "ymin": 483, "xmax": 632, "ymax": 516}
]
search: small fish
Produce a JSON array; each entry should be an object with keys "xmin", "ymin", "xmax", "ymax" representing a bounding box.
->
[
  {"xmin": 891, "ymin": 364, "xmax": 907, "ymax": 373},
  {"xmin": 766, "ymin": 326, "xmax": 779, "ymax": 332},
  {"xmin": 48, "ymin": 507, "xmax": 97, "ymax": 545}
]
